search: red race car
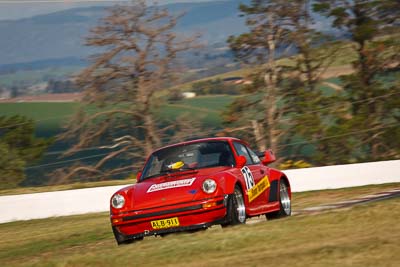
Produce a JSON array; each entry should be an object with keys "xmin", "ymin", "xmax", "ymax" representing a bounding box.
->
[{"xmin": 110, "ymin": 137, "xmax": 291, "ymax": 244}]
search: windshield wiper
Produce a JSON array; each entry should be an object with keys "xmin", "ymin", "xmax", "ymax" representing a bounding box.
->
[{"xmin": 179, "ymin": 166, "xmax": 197, "ymax": 171}]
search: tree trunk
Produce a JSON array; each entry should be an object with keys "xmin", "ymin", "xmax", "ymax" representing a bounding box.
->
[
  {"xmin": 251, "ymin": 120, "xmax": 266, "ymax": 151},
  {"xmin": 264, "ymin": 30, "xmax": 280, "ymax": 154},
  {"xmin": 143, "ymin": 112, "xmax": 161, "ymax": 154}
]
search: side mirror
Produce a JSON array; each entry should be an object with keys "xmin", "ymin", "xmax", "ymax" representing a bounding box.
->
[
  {"xmin": 136, "ymin": 171, "xmax": 142, "ymax": 182},
  {"xmin": 261, "ymin": 149, "xmax": 276, "ymax": 165},
  {"xmin": 236, "ymin": 155, "xmax": 247, "ymax": 168}
]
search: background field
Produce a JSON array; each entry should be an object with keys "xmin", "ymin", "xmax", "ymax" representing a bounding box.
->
[
  {"xmin": 0, "ymin": 95, "xmax": 236, "ymax": 185},
  {"xmin": 0, "ymin": 95, "xmax": 236, "ymax": 136},
  {"xmin": 0, "ymin": 183, "xmax": 399, "ymax": 267}
]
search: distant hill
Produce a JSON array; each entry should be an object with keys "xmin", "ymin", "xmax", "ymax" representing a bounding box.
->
[{"xmin": 0, "ymin": 0, "xmax": 250, "ymax": 68}]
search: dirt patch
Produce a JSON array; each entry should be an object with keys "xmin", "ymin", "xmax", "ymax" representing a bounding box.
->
[
  {"xmin": 295, "ymin": 187, "xmax": 400, "ymax": 215},
  {"xmin": 321, "ymin": 65, "xmax": 355, "ymax": 79}
]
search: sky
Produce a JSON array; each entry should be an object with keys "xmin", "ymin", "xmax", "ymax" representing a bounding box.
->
[{"xmin": 0, "ymin": 0, "xmax": 214, "ymax": 20}]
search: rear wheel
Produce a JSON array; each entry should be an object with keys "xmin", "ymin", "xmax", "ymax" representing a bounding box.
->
[
  {"xmin": 266, "ymin": 180, "xmax": 291, "ymax": 220},
  {"xmin": 223, "ymin": 185, "xmax": 246, "ymax": 226}
]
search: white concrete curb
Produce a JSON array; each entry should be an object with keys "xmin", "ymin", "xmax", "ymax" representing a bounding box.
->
[
  {"xmin": 0, "ymin": 160, "xmax": 399, "ymax": 224},
  {"xmin": 285, "ymin": 160, "xmax": 400, "ymax": 192},
  {"xmin": 0, "ymin": 185, "xmax": 126, "ymax": 224}
]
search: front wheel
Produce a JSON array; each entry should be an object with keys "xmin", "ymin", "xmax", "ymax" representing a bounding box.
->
[
  {"xmin": 112, "ymin": 226, "xmax": 144, "ymax": 245},
  {"xmin": 222, "ymin": 185, "xmax": 246, "ymax": 226},
  {"xmin": 266, "ymin": 180, "xmax": 291, "ymax": 220}
]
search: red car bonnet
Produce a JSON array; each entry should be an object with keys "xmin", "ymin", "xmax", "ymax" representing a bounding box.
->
[{"xmin": 124, "ymin": 166, "xmax": 230, "ymax": 210}]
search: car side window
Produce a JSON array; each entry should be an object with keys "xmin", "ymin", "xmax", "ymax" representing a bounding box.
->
[
  {"xmin": 233, "ymin": 142, "xmax": 253, "ymax": 165},
  {"xmin": 247, "ymin": 147, "xmax": 261, "ymax": 164}
]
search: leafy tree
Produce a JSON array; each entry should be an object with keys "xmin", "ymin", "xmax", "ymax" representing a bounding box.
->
[
  {"xmin": 0, "ymin": 142, "xmax": 25, "ymax": 189},
  {"xmin": 58, "ymin": 1, "xmax": 198, "ymax": 182},
  {"xmin": 10, "ymin": 86, "xmax": 20, "ymax": 98},
  {"xmin": 314, "ymin": 0, "xmax": 400, "ymax": 161},
  {"xmin": 227, "ymin": 0, "xmax": 295, "ymax": 154},
  {"xmin": 167, "ymin": 89, "xmax": 183, "ymax": 103},
  {"xmin": 46, "ymin": 79, "xmax": 81, "ymax": 93},
  {"xmin": 277, "ymin": 1, "xmax": 342, "ymax": 164},
  {"xmin": 0, "ymin": 115, "xmax": 50, "ymax": 189},
  {"xmin": 225, "ymin": 0, "xmax": 339, "ymax": 164}
]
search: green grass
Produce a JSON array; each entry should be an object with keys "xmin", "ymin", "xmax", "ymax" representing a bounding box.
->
[
  {"xmin": 180, "ymin": 95, "xmax": 235, "ymax": 111},
  {"xmin": 161, "ymin": 95, "xmax": 236, "ymax": 127},
  {"xmin": 0, "ymin": 95, "xmax": 236, "ymax": 136},
  {"xmin": 0, "ymin": 184, "xmax": 399, "ymax": 267},
  {"xmin": 0, "ymin": 102, "xmax": 79, "ymax": 136}
]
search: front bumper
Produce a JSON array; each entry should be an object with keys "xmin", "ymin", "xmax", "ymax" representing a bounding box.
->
[{"xmin": 111, "ymin": 195, "xmax": 229, "ymax": 244}]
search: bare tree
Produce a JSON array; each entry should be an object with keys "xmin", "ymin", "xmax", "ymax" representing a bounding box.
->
[{"xmin": 57, "ymin": 1, "xmax": 198, "ymax": 182}]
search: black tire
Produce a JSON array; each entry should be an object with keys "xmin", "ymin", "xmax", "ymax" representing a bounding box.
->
[
  {"xmin": 222, "ymin": 185, "xmax": 246, "ymax": 226},
  {"xmin": 266, "ymin": 180, "xmax": 291, "ymax": 220},
  {"xmin": 113, "ymin": 226, "xmax": 143, "ymax": 245}
]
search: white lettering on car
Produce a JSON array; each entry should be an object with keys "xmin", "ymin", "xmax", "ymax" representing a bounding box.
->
[{"xmin": 147, "ymin": 178, "xmax": 196, "ymax": 193}]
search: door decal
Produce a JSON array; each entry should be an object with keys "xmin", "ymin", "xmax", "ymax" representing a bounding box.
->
[
  {"xmin": 241, "ymin": 166, "xmax": 255, "ymax": 190},
  {"xmin": 248, "ymin": 176, "xmax": 270, "ymax": 203}
]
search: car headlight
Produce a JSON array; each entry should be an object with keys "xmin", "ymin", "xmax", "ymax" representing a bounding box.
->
[
  {"xmin": 111, "ymin": 194, "xmax": 125, "ymax": 209},
  {"xmin": 202, "ymin": 179, "xmax": 217, "ymax": 194}
]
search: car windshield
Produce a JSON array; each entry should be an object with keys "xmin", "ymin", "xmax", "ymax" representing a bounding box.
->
[{"xmin": 141, "ymin": 141, "xmax": 235, "ymax": 179}]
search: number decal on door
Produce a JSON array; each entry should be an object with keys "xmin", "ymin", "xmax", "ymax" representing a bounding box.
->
[{"xmin": 241, "ymin": 166, "xmax": 255, "ymax": 190}]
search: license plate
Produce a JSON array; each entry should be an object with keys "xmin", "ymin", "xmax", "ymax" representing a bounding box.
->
[{"xmin": 151, "ymin": 217, "xmax": 180, "ymax": 230}]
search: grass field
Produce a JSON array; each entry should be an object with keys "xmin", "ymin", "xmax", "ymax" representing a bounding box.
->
[
  {"xmin": 0, "ymin": 95, "xmax": 235, "ymax": 137},
  {"xmin": 161, "ymin": 95, "xmax": 236, "ymax": 127},
  {"xmin": 0, "ymin": 183, "xmax": 399, "ymax": 267},
  {"xmin": 0, "ymin": 102, "xmax": 79, "ymax": 136}
]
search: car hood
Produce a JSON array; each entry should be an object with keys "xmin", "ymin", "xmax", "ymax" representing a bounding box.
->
[{"xmin": 125, "ymin": 167, "xmax": 229, "ymax": 210}]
